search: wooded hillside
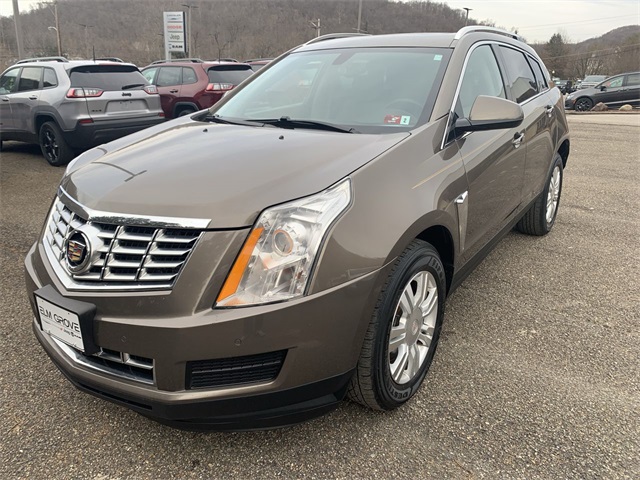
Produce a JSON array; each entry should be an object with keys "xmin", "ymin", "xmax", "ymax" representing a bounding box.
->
[{"xmin": 0, "ymin": 0, "xmax": 478, "ymax": 68}]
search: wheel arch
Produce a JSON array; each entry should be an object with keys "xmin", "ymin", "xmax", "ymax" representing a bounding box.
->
[
  {"xmin": 557, "ymin": 138, "xmax": 570, "ymax": 168},
  {"xmin": 173, "ymin": 102, "xmax": 199, "ymax": 117},
  {"xmin": 416, "ymin": 225, "xmax": 455, "ymax": 294}
]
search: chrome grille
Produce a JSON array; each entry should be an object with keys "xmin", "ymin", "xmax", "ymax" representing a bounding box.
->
[
  {"xmin": 50, "ymin": 336, "xmax": 154, "ymax": 385},
  {"xmin": 44, "ymin": 197, "xmax": 202, "ymax": 289}
]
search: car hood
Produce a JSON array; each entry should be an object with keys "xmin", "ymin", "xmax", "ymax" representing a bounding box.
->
[{"xmin": 61, "ymin": 119, "xmax": 409, "ymax": 228}]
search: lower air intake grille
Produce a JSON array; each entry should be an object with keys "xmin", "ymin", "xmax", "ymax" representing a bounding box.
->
[{"xmin": 186, "ymin": 350, "xmax": 287, "ymax": 389}]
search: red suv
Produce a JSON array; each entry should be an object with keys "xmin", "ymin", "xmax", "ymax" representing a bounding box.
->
[{"xmin": 141, "ymin": 59, "xmax": 252, "ymax": 118}]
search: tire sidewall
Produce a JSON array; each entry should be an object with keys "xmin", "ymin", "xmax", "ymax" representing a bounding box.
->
[{"xmin": 373, "ymin": 245, "xmax": 446, "ymax": 409}]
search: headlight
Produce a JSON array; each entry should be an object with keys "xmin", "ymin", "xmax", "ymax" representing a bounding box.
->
[{"xmin": 216, "ymin": 179, "xmax": 352, "ymax": 307}]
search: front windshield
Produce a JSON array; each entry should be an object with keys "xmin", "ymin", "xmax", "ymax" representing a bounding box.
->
[
  {"xmin": 213, "ymin": 47, "xmax": 450, "ymax": 134},
  {"xmin": 584, "ymin": 75, "xmax": 606, "ymax": 83}
]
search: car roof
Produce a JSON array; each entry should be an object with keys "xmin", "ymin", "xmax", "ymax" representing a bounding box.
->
[
  {"xmin": 142, "ymin": 60, "xmax": 248, "ymax": 69},
  {"xmin": 14, "ymin": 59, "xmax": 138, "ymax": 70},
  {"xmin": 296, "ymin": 32, "xmax": 457, "ymax": 52}
]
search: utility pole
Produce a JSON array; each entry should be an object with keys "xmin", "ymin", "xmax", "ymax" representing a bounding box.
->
[
  {"xmin": 309, "ymin": 18, "xmax": 320, "ymax": 38},
  {"xmin": 463, "ymin": 8, "xmax": 472, "ymax": 26},
  {"xmin": 53, "ymin": 1, "xmax": 62, "ymax": 56},
  {"xmin": 12, "ymin": 0, "xmax": 24, "ymax": 59},
  {"xmin": 78, "ymin": 23, "xmax": 94, "ymax": 59},
  {"xmin": 181, "ymin": 4, "xmax": 199, "ymax": 57},
  {"xmin": 356, "ymin": 0, "xmax": 362, "ymax": 33}
]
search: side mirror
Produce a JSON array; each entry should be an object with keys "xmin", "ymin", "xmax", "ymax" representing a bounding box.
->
[
  {"xmin": 599, "ymin": 85, "xmax": 607, "ymax": 91},
  {"xmin": 454, "ymin": 95, "xmax": 524, "ymax": 133}
]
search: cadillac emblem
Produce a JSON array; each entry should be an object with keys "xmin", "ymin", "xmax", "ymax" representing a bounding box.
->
[{"xmin": 65, "ymin": 231, "xmax": 90, "ymax": 273}]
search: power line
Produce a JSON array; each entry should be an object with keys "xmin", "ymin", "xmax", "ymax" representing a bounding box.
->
[
  {"xmin": 518, "ymin": 15, "xmax": 634, "ymax": 30},
  {"xmin": 540, "ymin": 42, "xmax": 640, "ymax": 60}
]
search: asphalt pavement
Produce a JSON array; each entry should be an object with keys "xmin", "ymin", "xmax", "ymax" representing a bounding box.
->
[{"xmin": 1, "ymin": 114, "xmax": 638, "ymax": 479}]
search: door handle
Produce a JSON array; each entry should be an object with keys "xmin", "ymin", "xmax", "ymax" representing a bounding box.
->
[
  {"xmin": 1, "ymin": 97, "xmax": 9, "ymax": 102},
  {"xmin": 29, "ymin": 95, "xmax": 38, "ymax": 100},
  {"xmin": 169, "ymin": 89, "xmax": 179, "ymax": 93},
  {"xmin": 512, "ymin": 132, "xmax": 525, "ymax": 148},
  {"xmin": 545, "ymin": 104, "xmax": 554, "ymax": 118}
]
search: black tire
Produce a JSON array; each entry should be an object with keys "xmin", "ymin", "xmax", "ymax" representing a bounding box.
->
[
  {"xmin": 516, "ymin": 153, "xmax": 563, "ymax": 236},
  {"xmin": 177, "ymin": 107, "xmax": 196, "ymax": 117},
  {"xmin": 348, "ymin": 240, "xmax": 446, "ymax": 411},
  {"xmin": 574, "ymin": 97, "xmax": 593, "ymax": 111},
  {"xmin": 39, "ymin": 121, "xmax": 74, "ymax": 166}
]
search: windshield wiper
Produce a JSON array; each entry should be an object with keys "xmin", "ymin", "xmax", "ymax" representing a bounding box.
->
[
  {"xmin": 205, "ymin": 114, "xmax": 265, "ymax": 127},
  {"xmin": 254, "ymin": 116, "xmax": 359, "ymax": 134},
  {"xmin": 121, "ymin": 83, "xmax": 145, "ymax": 90}
]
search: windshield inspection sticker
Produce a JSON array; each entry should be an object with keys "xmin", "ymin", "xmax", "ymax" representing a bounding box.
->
[
  {"xmin": 384, "ymin": 114, "xmax": 411, "ymax": 125},
  {"xmin": 434, "ymin": 54, "xmax": 443, "ymax": 61}
]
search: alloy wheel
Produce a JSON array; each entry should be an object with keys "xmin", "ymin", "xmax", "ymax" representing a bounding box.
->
[
  {"xmin": 43, "ymin": 129, "xmax": 59, "ymax": 163},
  {"xmin": 546, "ymin": 165, "xmax": 561, "ymax": 224},
  {"xmin": 388, "ymin": 270, "xmax": 438, "ymax": 385}
]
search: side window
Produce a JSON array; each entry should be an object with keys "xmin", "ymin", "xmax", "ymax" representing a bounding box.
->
[
  {"xmin": 0, "ymin": 67, "xmax": 20, "ymax": 94},
  {"xmin": 602, "ymin": 76, "xmax": 623, "ymax": 88},
  {"xmin": 456, "ymin": 45, "xmax": 506, "ymax": 119},
  {"xmin": 43, "ymin": 68, "xmax": 58, "ymax": 88},
  {"xmin": 182, "ymin": 67, "xmax": 197, "ymax": 84},
  {"xmin": 499, "ymin": 46, "xmax": 538, "ymax": 103},
  {"xmin": 156, "ymin": 67, "xmax": 182, "ymax": 87},
  {"xmin": 529, "ymin": 58, "xmax": 548, "ymax": 92},
  {"xmin": 626, "ymin": 73, "xmax": 640, "ymax": 86},
  {"xmin": 17, "ymin": 67, "xmax": 42, "ymax": 92},
  {"xmin": 142, "ymin": 67, "xmax": 157, "ymax": 84}
]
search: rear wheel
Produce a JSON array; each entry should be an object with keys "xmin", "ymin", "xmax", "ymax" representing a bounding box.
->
[
  {"xmin": 348, "ymin": 240, "xmax": 445, "ymax": 410},
  {"xmin": 39, "ymin": 121, "xmax": 74, "ymax": 166},
  {"xmin": 177, "ymin": 107, "xmax": 196, "ymax": 117},
  {"xmin": 516, "ymin": 153, "xmax": 563, "ymax": 236},
  {"xmin": 574, "ymin": 97, "xmax": 593, "ymax": 111}
]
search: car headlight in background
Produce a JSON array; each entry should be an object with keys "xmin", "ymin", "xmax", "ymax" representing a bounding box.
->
[{"xmin": 216, "ymin": 179, "xmax": 352, "ymax": 307}]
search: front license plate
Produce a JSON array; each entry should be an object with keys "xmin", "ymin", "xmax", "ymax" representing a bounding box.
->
[{"xmin": 36, "ymin": 296, "xmax": 84, "ymax": 352}]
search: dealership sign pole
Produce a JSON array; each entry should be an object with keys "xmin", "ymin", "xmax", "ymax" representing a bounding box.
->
[{"xmin": 163, "ymin": 11, "xmax": 186, "ymax": 61}]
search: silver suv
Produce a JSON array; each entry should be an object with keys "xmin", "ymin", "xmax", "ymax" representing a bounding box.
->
[{"xmin": 0, "ymin": 57, "xmax": 165, "ymax": 166}]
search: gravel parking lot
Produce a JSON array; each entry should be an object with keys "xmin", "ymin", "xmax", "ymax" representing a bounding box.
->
[{"xmin": 1, "ymin": 114, "xmax": 638, "ymax": 479}]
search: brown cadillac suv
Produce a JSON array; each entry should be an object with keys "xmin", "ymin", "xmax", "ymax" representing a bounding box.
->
[{"xmin": 25, "ymin": 27, "xmax": 570, "ymax": 430}]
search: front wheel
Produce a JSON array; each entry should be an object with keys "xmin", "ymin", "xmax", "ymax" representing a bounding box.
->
[
  {"xmin": 348, "ymin": 240, "xmax": 446, "ymax": 410},
  {"xmin": 516, "ymin": 153, "xmax": 563, "ymax": 236},
  {"xmin": 39, "ymin": 121, "xmax": 74, "ymax": 166},
  {"xmin": 574, "ymin": 97, "xmax": 593, "ymax": 111}
]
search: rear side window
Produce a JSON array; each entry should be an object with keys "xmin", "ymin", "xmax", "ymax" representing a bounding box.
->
[
  {"xmin": 142, "ymin": 67, "xmax": 157, "ymax": 84},
  {"xmin": 0, "ymin": 67, "xmax": 20, "ymax": 93},
  {"xmin": 182, "ymin": 67, "xmax": 197, "ymax": 84},
  {"xmin": 499, "ymin": 47, "xmax": 538, "ymax": 103},
  {"xmin": 627, "ymin": 73, "xmax": 640, "ymax": 86},
  {"xmin": 18, "ymin": 67, "xmax": 42, "ymax": 92},
  {"xmin": 456, "ymin": 45, "xmax": 506, "ymax": 119},
  {"xmin": 69, "ymin": 65, "xmax": 148, "ymax": 91},
  {"xmin": 207, "ymin": 65, "xmax": 252, "ymax": 86},
  {"xmin": 529, "ymin": 58, "xmax": 548, "ymax": 92},
  {"xmin": 156, "ymin": 67, "xmax": 182, "ymax": 87},
  {"xmin": 43, "ymin": 68, "xmax": 58, "ymax": 88}
]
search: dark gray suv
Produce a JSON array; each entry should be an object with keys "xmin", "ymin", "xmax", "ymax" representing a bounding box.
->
[
  {"xmin": 25, "ymin": 27, "xmax": 569, "ymax": 430},
  {"xmin": 0, "ymin": 57, "xmax": 164, "ymax": 165}
]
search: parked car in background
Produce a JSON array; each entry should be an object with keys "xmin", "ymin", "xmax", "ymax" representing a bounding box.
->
[
  {"xmin": 565, "ymin": 71, "xmax": 640, "ymax": 110},
  {"xmin": 141, "ymin": 59, "xmax": 253, "ymax": 118},
  {"xmin": 0, "ymin": 57, "xmax": 164, "ymax": 165},
  {"xmin": 578, "ymin": 74, "xmax": 607, "ymax": 89},
  {"xmin": 553, "ymin": 79, "xmax": 575, "ymax": 95},
  {"xmin": 244, "ymin": 58, "xmax": 273, "ymax": 72},
  {"xmin": 25, "ymin": 27, "xmax": 569, "ymax": 430}
]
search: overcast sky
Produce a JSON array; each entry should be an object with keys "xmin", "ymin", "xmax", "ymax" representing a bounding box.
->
[{"xmin": 1, "ymin": 0, "xmax": 638, "ymax": 43}]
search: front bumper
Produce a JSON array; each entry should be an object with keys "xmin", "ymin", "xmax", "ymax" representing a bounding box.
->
[
  {"xmin": 564, "ymin": 97, "xmax": 576, "ymax": 110},
  {"xmin": 25, "ymin": 242, "xmax": 379, "ymax": 430}
]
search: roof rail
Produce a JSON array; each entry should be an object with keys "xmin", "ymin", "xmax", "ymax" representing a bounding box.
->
[
  {"xmin": 95, "ymin": 57, "xmax": 124, "ymax": 63},
  {"xmin": 454, "ymin": 26, "xmax": 524, "ymax": 42},
  {"xmin": 16, "ymin": 56, "xmax": 69, "ymax": 64},
  {"xmin": 305, "ymin": 32, "xmax": 370, "ymax": 46},
  {"xmin": 150, "ymin": 58, "xmax": 204, "ymax": 65}
]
